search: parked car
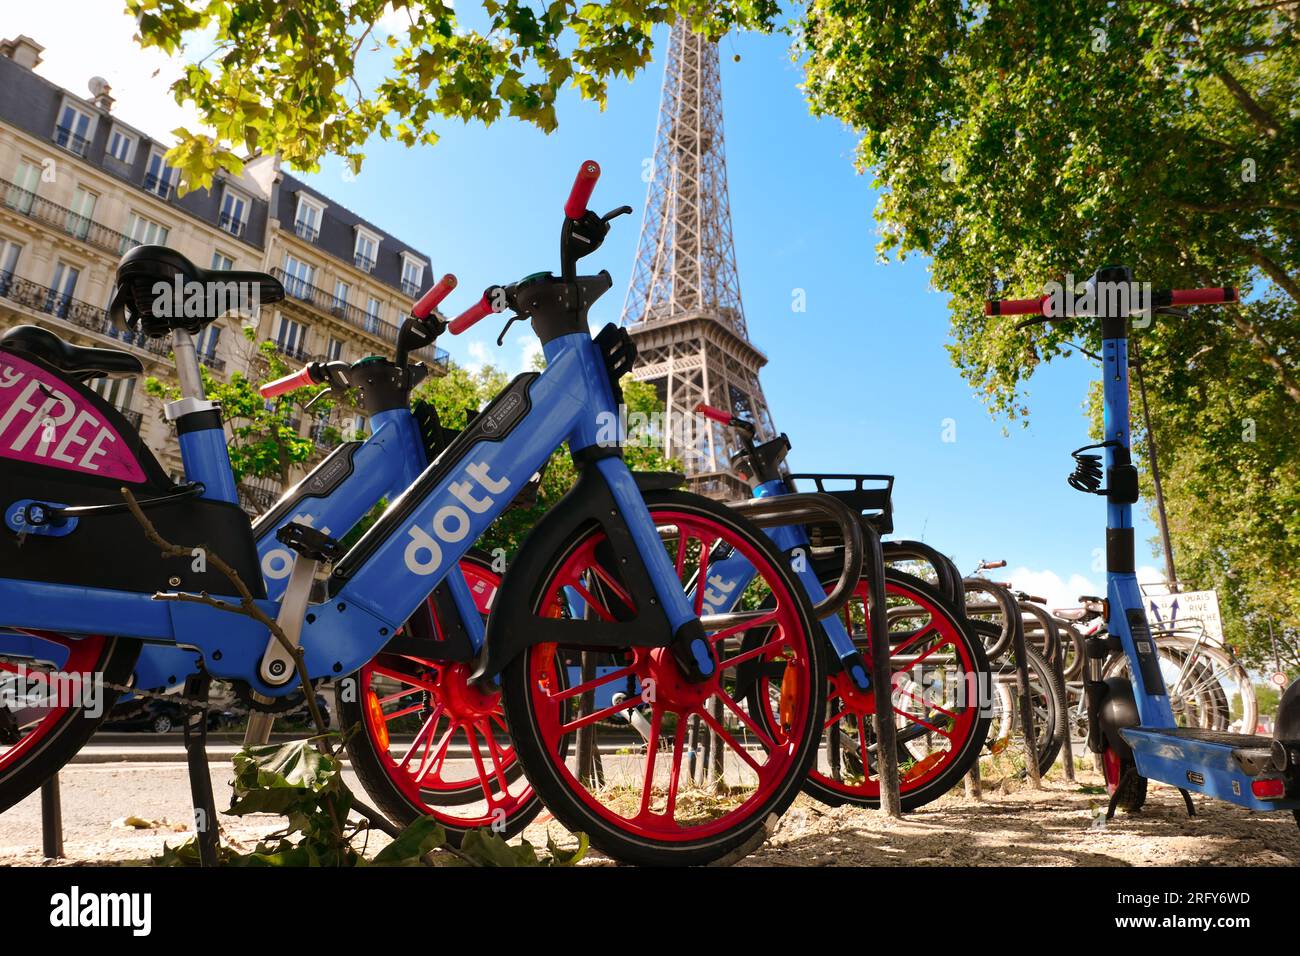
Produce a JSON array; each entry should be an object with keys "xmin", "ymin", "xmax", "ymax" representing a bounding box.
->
[{"xmin": 102, "ymin": 695, "xmax": 223, "ymax": 734}]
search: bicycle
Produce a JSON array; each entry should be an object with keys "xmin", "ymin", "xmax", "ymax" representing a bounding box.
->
[
  {"xmin": 0, "ymin": 161, "xmax": 830, "ymax": 866},
  {"xmin": 989, "ymin": 267, "xmax": 1300, "ymax": 825},
  {"xmin": 693, "ymin": 403, "xmax": 993, "ymax": 810}
]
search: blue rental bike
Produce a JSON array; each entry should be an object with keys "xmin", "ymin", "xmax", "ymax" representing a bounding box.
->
[
  {"xmin": 0, "ymin": 161, "xmax": 831, "ymax": 866},
  {"xmin": 989, "ymin": 268, "xmax": 1300, "ymax": 826}
]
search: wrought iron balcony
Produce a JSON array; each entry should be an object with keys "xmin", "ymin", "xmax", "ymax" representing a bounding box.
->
[
  {"xmin": 270, "ymin": 267, "xmax": 403, "ymax": 344},
  {"xmin": 401, "ymin": 279, "xmax": 422, "ymax": 298},
  {"xmin": 198, "ymin": 351, "xmax": 226, "ymax": 373},
  {"xmin": 143, "ymin": 172, "xmax": 175, "ymax": 201},
  {"xmin": 0, "ymin": 178, "xmax": 139, "ymax": 257},
  {"xmin": 354, "ymin": 252, "xmax": 376, "ymax": 273},
  {"xmin": 273, "ymin": 342, "xmax": 316, "ymax": 364},
  {"xmin": 293, "ymin": 218, "xmax": 320, "ymax": 242},
  {"xmin": 52, "ymin": 125, "xmax": 90, "ymax": 157},
  {"xmin": 219, "ymin": 212, "xmax": 246, "ymax": 237},
  {"xmin": 0, "ymin": 272, "xmax": 169, "ymax": 358},
  {"xmin": 120, "ymin": 408, "xmax": 144, "ymax": 431}
]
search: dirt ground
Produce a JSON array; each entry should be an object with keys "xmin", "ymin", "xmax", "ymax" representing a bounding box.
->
[{"xmin": 2, "ymin": 762, "xmax": 1296, "ymax": 866}]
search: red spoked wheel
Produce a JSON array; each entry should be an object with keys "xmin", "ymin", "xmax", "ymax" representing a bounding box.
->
[
  {"xmin": 0, "ymin": 630, "xmax": 138, "ymax": 812},
  {"xmin": 801, "ymin": 571, "xmax": 991, "ymax": 810},
  {"xmin": 500, "ymin": 491, "xmax": 825, "ymax": 867},
  {"xmin": 342, "ymin": 556, "xmax": 542, "ymax": 842}
]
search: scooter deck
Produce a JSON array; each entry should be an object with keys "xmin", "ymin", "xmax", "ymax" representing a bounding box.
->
[{"xmin": 1122, "ymin": 727, "xmax": 1300, "ymax": 812}]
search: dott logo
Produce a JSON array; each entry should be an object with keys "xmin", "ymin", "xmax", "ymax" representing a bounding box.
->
[{"xmin": 404, "ymin": 460, "xmax": 512, "ymax": 575}]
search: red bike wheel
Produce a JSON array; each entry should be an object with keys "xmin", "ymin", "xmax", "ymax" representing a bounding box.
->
[
  {"xmin": 343, "ymin": 557, "xmax": 541, "ymax": 840},
  {"xmin": 501, "ymin": 493, "xmax": 825, "ymax": 866},
  {"xmin": 0, "ymin": 631, "xmax": 138, "ymax": 812},
  {"xmin": 801, "ymin": 573, "xmax": 990, "ymax": 810}
]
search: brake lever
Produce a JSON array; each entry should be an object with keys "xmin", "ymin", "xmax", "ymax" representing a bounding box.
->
[
  {"xmin": 496, "ymin": 312, "xmax": 528, "ymax": 347},
  {"xmin": 602, "ymin": 205, "xmax": 633, "ymax": 224}
]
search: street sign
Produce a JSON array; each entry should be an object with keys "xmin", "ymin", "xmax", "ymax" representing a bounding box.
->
[
  {"xmin": 1272, "ymin": 672, "xmax": 1288, "ymax": 688},
  {"xmin": 1145, "ymin": 589, "xmax": 1224, "ymax": 646}
]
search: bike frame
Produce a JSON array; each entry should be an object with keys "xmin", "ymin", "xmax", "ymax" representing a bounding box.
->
[{"xmin": 0, "ymin": 330, "xmax": 700, "ymax": 699}]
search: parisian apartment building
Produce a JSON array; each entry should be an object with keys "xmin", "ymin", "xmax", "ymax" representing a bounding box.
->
[{"xmin": 0, "ymin": 34, "xmax": 447, "ymax": 514}]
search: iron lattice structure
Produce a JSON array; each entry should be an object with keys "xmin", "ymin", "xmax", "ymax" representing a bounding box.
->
[{"xmin": 621, "ymin": 21, "xmax": 777, "ymax": 500}]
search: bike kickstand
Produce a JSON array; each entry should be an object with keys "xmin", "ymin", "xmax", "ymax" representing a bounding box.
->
[
  {"xmin": 182, "ymin": 673, "xmax": 220, "ymax": 866},
  {"xmin": 1105, "ymin": 769, "xmax": 1140, "ymax": 821},
  {"xmin": 1178, "ymin": 787, "xmax": 1196, "ymax": 817}
]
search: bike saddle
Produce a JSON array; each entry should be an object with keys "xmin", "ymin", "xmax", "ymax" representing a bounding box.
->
[
  {"xmin": 0, "ymin": 324, "xmax": 143, "ymax": 381},
  {"xmin": 109, "ymin": 244, "xmax": 285, "ymax": 337}
]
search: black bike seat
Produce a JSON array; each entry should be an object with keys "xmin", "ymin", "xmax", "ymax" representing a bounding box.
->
[
  {"xmin": 109, "ymin": 244, "xmax": 284, "ymax": 338},
  {"xmin": 0, "ymin": 324, "xmax": 143, "ymax": 381}
]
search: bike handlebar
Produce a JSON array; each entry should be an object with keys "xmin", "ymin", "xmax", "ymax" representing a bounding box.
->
[
  {"xmin": 565, "ymin": 160, "xmax": 601, "ymax": 220},
  {"xmin": 1170, "ymin": 287, "xmax": 1238, "ymax": 306},
  {"xmin": 447, "ymin": 287, "xmax": 504, "ymax": 335},
  {"xmin": 259, "ymin": 365, "xmax": 318, "ymax": 399},
  {"xmin": 695, "ymin": 403, "xmax": 733, "ymax": 425},
  {"xmin": 411, "ymin": 273, "xmax": 458, "ymax": 320}
]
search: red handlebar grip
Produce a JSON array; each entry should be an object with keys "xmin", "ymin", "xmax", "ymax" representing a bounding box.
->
[
  {"xmin": 411, "ymin": 273, "xmax": 458, "ymax": 319},
  {"xmin": 985, "ymin": 297, "xmax": 1046, "ymax": 316},
  {"xmin": 447, "ymin": 290, "xmax": 503, "ymax": 335},
  {"xmin": 1169, "ymin": 287, "xmax": 1237, "ymax": 306},
  {"xmin": 695, "ymin": 403, "xmax": 733, "ymax": 425},
  {"xmin": 259, "ymin": 366, "xmax": 317, "ymax": 399},
  {"xmin": 565, "ymin": 160, "xmax": 601, "ymax": 219}
]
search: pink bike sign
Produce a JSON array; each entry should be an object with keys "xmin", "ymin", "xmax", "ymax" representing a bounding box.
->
[{"xmin": 0, "ymin": 350, "xmax": 146, "ymax": 483}]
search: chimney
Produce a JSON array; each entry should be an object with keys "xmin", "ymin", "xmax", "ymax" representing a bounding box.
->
[
  {"xmin": 88, "ymin": 76, "xmax": 114, "ymax": 112},
  {"xmin": 0, "ymin": 35, "xmax": 44, "ymax": 70}
]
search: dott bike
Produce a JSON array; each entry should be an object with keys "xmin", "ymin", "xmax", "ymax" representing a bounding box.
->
[
  {"xmin": 0, "ymin": 161, "xmax": 830, "ymax": 866},
  {"xmin": 989, "ymin": 267, "xmax": 1300, "ymax": 825},
  {"xmin": 695, "ymin": 403, "xmax": 992, "ymax": 810}
]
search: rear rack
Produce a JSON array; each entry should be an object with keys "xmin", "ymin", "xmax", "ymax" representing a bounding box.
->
[{"xmin": 787, "ymin": 473, "xmax": 894, "ymax": 535}]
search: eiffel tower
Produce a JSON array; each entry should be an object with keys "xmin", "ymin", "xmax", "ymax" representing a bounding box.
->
[{"xmin": 620, "ymin": 21, "xmax": 778, "ymax": 500}]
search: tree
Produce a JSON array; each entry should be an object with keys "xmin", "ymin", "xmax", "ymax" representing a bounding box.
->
[
  {"xmin": 146, "ymin": 327, "xmax": 356, "ymax": 487},
  {"xmin": 797, "ymin": 0, "xmax": 1300, "ymax": 660},
  {"xmin": 127, "ymin": 0, "xmax": 779, "ymax": 190},
  {"xmin": 411, "ymin": 356, "xmax": 681, "ymax": 557}
]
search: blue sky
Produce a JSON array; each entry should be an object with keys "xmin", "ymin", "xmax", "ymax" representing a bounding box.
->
[{"xmin": 18, "ymin": 5, "xmax": 1169, "ymax": 607}]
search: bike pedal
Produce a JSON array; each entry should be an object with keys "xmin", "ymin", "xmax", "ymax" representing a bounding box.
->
[{"xmin": 275, "ymin": 521, "xmax": 345, "ymax": 564}]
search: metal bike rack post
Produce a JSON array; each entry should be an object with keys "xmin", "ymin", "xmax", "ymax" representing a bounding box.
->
[
  {"xmin": 1005, "ymin": 593, "xmax": 1042, "ymax": 789},
  {"xmin": 861, "ymin": 521, "xmax": 902, "ymax": 817},
  {"xmin": 41, "ymin": 774, "xmax": 63, "ymax": 859},
  {"xmin": 1021, "ymin": 602, "xmax": 1073, "ymax": 782}
]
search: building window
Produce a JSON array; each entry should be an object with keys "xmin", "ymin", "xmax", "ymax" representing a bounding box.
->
[
  {"xmin": 144, "ymin": 149, "xmax": 179, "ymax": 199},
  {"xmin": 275, "ymin": 315, "xmax": 307, "ymax": 358},
  {"xmin": 66, "ymin": 187, "xmax": 97, "ymax": 240},
  {"xmin": 107, "ymin": 127, "xmax": 136, "ymax": 164},
  {"xmin": 0, "ymin": 240, "xmax": 22, "ymax": 296},
  {"xmin": 53, "ymin": 103, "xmax": 93, "ymax": 156},
  {"xmin": 331, "ymin": 279, "xmax": 349, "ymax": 315},
  {"xmin": 294, "ymin": 195, "xmax": 324, "ymax": 243},
  {"xmin": 400, "ymin": 255, "xmax": 425, "ymax": 298},
  {"xmin": 194, "ymin": 324, "xmax": 221, "ymax": 361},
  {"xmin": 211, "ymin": 251, "xmax": 234, "ymax": 271},
  {"xmin": 6, "ymin": 160, "xmax": 42, "ymax": 215},
  {"xmin": 282, "ymin": 255, "xmax": 315, "ymax": 299},
  {"xmin": 89, "ymin": 376, "xmax": 136, "ymax": 412},
  {"xmin": 326, "ymin": 337, "xmax": 344, "ymax": 362},
  {"xmin": 124, "ymin": 212, "xmax": 169, "ymax": 252},
  {"xmin": 354, "ymin": 230, "xmax": 378, "ymax": 272},
  {"xmin": 365, "ymin": 296, "xmax": 382, "ymax": 334},
  {"xmin": 47, "ymin": 261, "xmax": 81, "ymax": 317},
  {"xmin": 219, "ymin": 189, "xmax": 248, "ymax": 237}
]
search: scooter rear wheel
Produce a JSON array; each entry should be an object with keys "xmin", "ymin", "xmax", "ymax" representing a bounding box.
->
[{"xmin": 1101, "ymin": 746, "xmax": 1147, "ymax": 812}]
